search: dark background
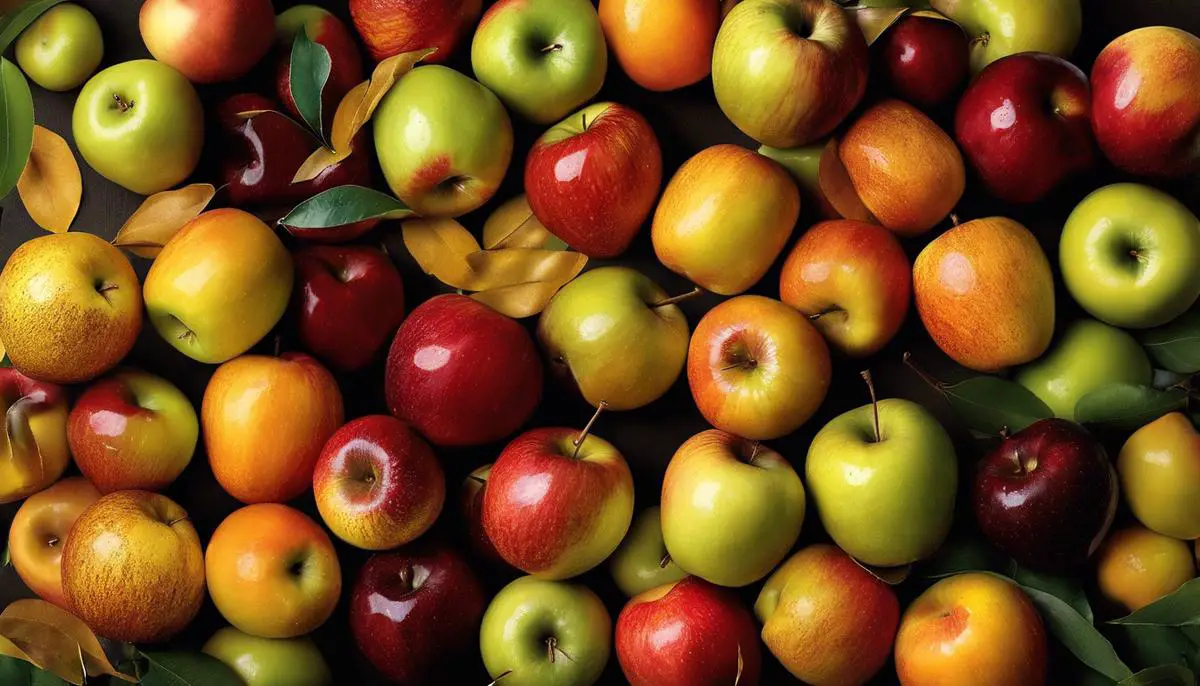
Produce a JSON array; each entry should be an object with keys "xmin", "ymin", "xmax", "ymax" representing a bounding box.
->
[{"xmin": 3, "ymin": 1, "xmax": 1200, "ymax": 684}]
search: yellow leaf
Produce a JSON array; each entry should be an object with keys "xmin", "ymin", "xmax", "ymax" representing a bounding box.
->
[
  {"xmin": 111, "ymin": 183, "xmax": 216, "ymax": 259},
  {"xmin": 235, "ymin": 109, "xmax": 276, "ymax": 119},
  {"xmin": 471, "ymin": 281, "xmax": 569, "ymax": 319},
  {"xmin": 17, "ymin": 126, "xmax": 81, "ymax": 234},
  {"xmin": 0, "ymin": 599, "xmax": 136, "ymax": 683},
  {"xmin": 483, "ymin": 195, "xmax": 560, "ymax": 249},
  {"xmin": 464, "ymin": 249, "xmax": 587, "ymax": 291},
  {"xmin": 0, "ymin": 635, "xmax": 32, "ymax": 662},
  {"xmin": 402, "ymin": 217, "xmax": 484, "ymax": 290}
]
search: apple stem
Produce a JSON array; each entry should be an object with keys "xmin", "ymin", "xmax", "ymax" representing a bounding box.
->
[
  {"xmin": 861, "ymin": 370, "xmax": 882, "ymax": 443},
  {"xmin": 572, "ymin": 401, "xmax": 608, "ymax": 459},
  {"xmin": 545, "ymin": 637, "xmax": 574, "ymax": 664},
  {"xmin": 541, "ymin": 43, "xmax": 564, "ymax": 54},
  {"xmin": 111, "ymin": 93, "xmax": 134, "ymax": 112},
  {"xmin": 970, "ymin": 32, "xmax": 991, "ymax": 49},
  {"xmin": 166, "ymin": 515, "xmax": 189, "ymax": 527},
  {"xmin": 45, "ymin": 536, "xmax": 59, "ymax": 548},
  {"xmin": 487, "ymin": 671, "xmax": 513, "ymax": 686},
  {"xmin": 902, "ymin": 352, "xmax": 947, "ymax": 392},
  {"xmin": 467, "ymin": 473, "xmax": 487, "ymax": 486},
  {"xmin": 949, "ymin": 214, "xmax": 960, "ymax": 227},
  {"xmin": 659, "ymin": 552, "xmax": 672, "ymax": 569},
  {"xmin": 652, "ymin": 287, "xmax": 703, "ymax": 309},
  {"xmin": 273, "ymin": 334, "xmax": 282, "ymax": 357},
  {"xmin": 398, "ymin": 561, "xmax": 414, "ymax": 592}
]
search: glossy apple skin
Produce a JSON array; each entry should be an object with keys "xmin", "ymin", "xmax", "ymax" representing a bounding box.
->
[
  {"xmin": 351, "ymin": 544, "xmax": 487, "ymax": 684},
  {"xmin": 349, "ymin": 0, "xmax": 481, "ymax": 63},
  {"xmin": 203, "ymin": 627, "xmax": 334, "ymax": 686},
  {"xmin": 1096, "ymin": 526, "xmax": 1195, "ymax": 615},
  {"xmin": 1118, "ymin": 412, "xmax": 1200, "ymax": 540},
  {"xmin": 616, "ymin": 577, "xmax": 762, "ymax": 686},
  {"xmin": 974, "ymin": 419, "xmax": 1118, "ymax": 572},
  {"xmin": 598, "ymin": 0, "xmax": 719, "ymax": 91},
  {"xmin": 929, "ymin": 0, "xmax": 1080, "ymax": 74},
  {"xmin": 460, "ymin": 464, "xmax": 508, "ymax": 566},
  {"xmin": 14, "ymin": 2, "xmax": 104, "ymax": 92},
  {"xmin": 955, "ymin": 52, "xmax": 1095, "ymax": 204},
  {"xmin": 0, "ymin": 368, "xmax": 69, "ymax": 504},
  {"xmin": 525, "ymin": 102, "xmax": 662, "ymax": 258},
  {"xmin": 609, "ymin": 506, "xmax": 688, "ymax": 597},
  {"xmin": 385, "ymin": 294, "xmax": 542, "ymax": 447},
  {"xmin": 294, "ymin": 246, "xmax": 405, "ymax": 372},
  {"xmin": 1091, "ymin": 27, "xmax": 1200, "ymax": 177},
  {"xmin": 275, "ymin": 6, "xmax": 364, "ymax": 126},
  {"xmin": 8, "ymin": 478, "xmax": 100, "ymax": 608},
  {"xmin": 139, "ymin": 0, "xmax": 274, "ymax": 83},
  {"xmin": 876, "ymin": 15, "xmax": 968, "ymax": 109},
  {"xmin": 484, "ymin": 427, "xmax": 635, "ymax": 580}
]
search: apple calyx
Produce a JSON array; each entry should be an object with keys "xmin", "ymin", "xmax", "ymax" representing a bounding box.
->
[
  {"xmin": 860, "ymin": 370, "xmax": 882, "ymax": 443},
  {"xmin": 572, "ymin": 401, "xmax": 608, "ymax": 459},
  {"xmin": 651, "ymin": 286, "xmax": 703, "ymax": 309}
]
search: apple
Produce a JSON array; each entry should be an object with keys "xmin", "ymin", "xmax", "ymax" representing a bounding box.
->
[
  {"xmin": 974, "ymin": 418, "xmax": 1117, "ymax": 572},
  {"xmin": 139, "ymin": 0, "xmax": 274, "ymax": 83},
  {"xmin": 1060, "ymin": 183, "xmax": 1200, "ymax": 329},
  {"xmin": 61, "ymin": 490, "xmax": 205, "ymax": 643},
  {"xmin": 484, "ymin": 426, "xmax": 634, "ymax": 580},
  {"xmin": 1091, "ymin": 26, "xmax": 1200, "ymax": 177},
  {"xmin": 386, "ymin": 294, "xmax": 542, "ymax": 447},
  {"xmin": 349, "ymin": 0, "xmax": 481, "ymax": 63},
  {"xmin": 1016, "ymin": 319, "xmax": 1152, "ymax": 419},
  {"xmin": 755, "ymin": 544, "xmax": 899, "ymax": 685},
  {"xmin": 350, "ymin": 544, "xmax": 487, "ymax": 683},
  {"xmin": 204, "ymin": 628, "xmax": 332, "ymax": 686},
  {"xmin": 1119, "ymin": 413, "xmax": 1200, "ymax": 540},
  {"xmin": 779, "ymin": 219, "xmax": 911, "ymax": 358},
  {"xmin": 652, "ymin": 144, "xmax": 799, "ymax": 295},
  {"xmin": 206, "ymin": 503, "xmax": 342, "ymax": 639},
  {"xmin": 293, "ymin": 245, "xmax": 405, "ymax": 372},
  {"xmin": 144, "ymin": 208, "xmax": 293, "ymax": 364},
  {"xmin": 525, "ymin": 102, "xmax": 662, "ymax": 258},
  {"xmin": 955, "ymin": 52, "xmax": 1095, "ymax": 203},
  {"xmin": 537, "ymin": 267, "xmax": 688, "ymax": 411},
  {"xmin": 460, "ymin": 464, "xmax": 507, "ymax": 566},
  {"xmin": 895, "ymin": 573, "xmax": 1047, "ymax": 685},
  {"xmin": 472, "ymin": 0, "xmax": 607, "ymax": 124},
  {"xmin": 7, "ymin": 478, "xmax": 100, "ymax": 608},
  {"xmin": 0, "ymin": 234, "xmax": 140, "ymax": 385},
  {"xmin": 757, "ymin": 142, "xmax": 827, "ymax": 211},
  {"xmin": 1096, "ymin": 526, "xmax": 1196, "ymax": 615},
  {"xmin": 314, "ymin": 415, "xmax": 444, "ymax": 550},
  {"xmin": 374, "ymin": 65, "xmax": 513, "ymax": 218},
  {"xmin": 274, "ymin": 6, "xmax": 363, "ymax": 127},
  {"xmin": 661, "ymin": 430, "xmax": 805, "ymax": 587},
  {"xmin": 14, "ymin": 2, "xmax": 103, "ymax": 91},
  {"xmin": 712, "ymin": 0, "xmax": 868, "ymax": 147},
  {"xmin": 204, "ymin": 353, "xmax": 343, "ymax": 504},
  {"xmin": 930, "ymin": 0, "xmax": 1081, "ymax": 73},
  {"xmin": 598, "ymin": 0, "xmax": 719, "ymax": 91},
  {"xmin": 68, "ymin": 369, "xmax": 198, "ymax": 494},
  {"xmin": 480, "ymin": 576, "xmax": 612, "ymax": 686},
  {"xmin": 609, "ymin": 506, "xmax": 688, "ymax": 597},
  {"xmin": 874, "ymin": 14, "xmax": 968, "ymax": 109},
  {"xmin": 687, "ymin": 295, "xmax": 831, "ymax": 440},
  {"xmin": 913, "ymin": 216, "xmax": 1055, "ymax": 372},
  {"xmin": 0, "ymin": 369, "xmax": 68, "ymax": 504},
  {"xmin": 616, "ymin": 577, "xmax": 761, "ymax": 686}
]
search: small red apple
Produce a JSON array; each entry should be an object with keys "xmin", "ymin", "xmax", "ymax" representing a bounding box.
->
[
  {"xmin": 459, "ymin": 464, "xmax": 508, "ymax": 566},
  {"xmin": 875, "ymin": 15, "xmax": 969, "ymax": 109}
]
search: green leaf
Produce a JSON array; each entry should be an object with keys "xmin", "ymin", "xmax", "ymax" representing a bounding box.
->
[
  {"xmin": 919, "ymin": 536, "xmax": 1000, "ymax": 579},
  {"xmin": 139, "ymin": 651, "xmax": 243, "ymax": 686},
  {"xmin": 1119, "ymin": 664, "xmax": 1196, "ymax": 686},
  {"xmin": 1017, "ymin": 581, "xmax": 1133, "ymax": 682},
  {"xmin": 942, "ymin": 376, "xmax": 1054, "ymax": 436},
  {"xmin": 0, "ymin": 656, "xmax": 69, "ymax": 686},
  {"xmin": 1111, "ymin": 577, "xmax": 1200, "ymax": 627},
  {"xmin": 279, "ymin": 185, "xmax": 413, "ymax": 230},
  {"xmin": 1075, "ymin": 383, "xmax": 1188, "ymax": 432},
  {"xmin": 1143, "ymin": 310, "xmax": 1200, "ymax": 374},
  {"xmin": 1009, "ymin": 562, "xmax": 1093, "ymax": 624},
  {"xmin": 1155, "ymin": 369, "xmax": 1192, "ymax": 390},
  {"xmin": 1108, "ymin": 624, "xmax": 1196, "ymax": 673},
  {"xmin": 0, "ymin": 0, "xmax": 66, "ymax": 54},
  {"xmin": 288, "ymin": 28, "xmax": 331, "ymax": 143},
  {"xmin": 0, "ymin": 57, "xmax": 34, "ymax": 201}
]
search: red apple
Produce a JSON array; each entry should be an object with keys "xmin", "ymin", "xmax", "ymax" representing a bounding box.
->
[
  {"xmin": 616, "ymin": 577, "xmax": 762, "ymax": 686},
  {"xmin": 525, "ymin": 102, "xmax": 662, "ymax": 258},
  {"xmin": 349, "ymin": 0, "xmax": 481, "ymax": 63},
  {"xmin": 140, "ymin": 0, "xmax": 274, "ymax": 83},
  {"xmin": 0, "ymin": 368, "xmax": 69, "ymax": 504},
  {"xmin": 875, "ymin": 15, "xmax": 969, "ymax": 109},
  {"xmin": 460, "ymin": 464, "xmax": 507, "ymax": 566},
  {"xmin": 955, "ymin": 52, "xmax": 1095, "ymax": 204},
  {"xmin": 385, "ymin": 294, "xmax": 542, "ymax": 447},
  {"xmin": 294, "ymin": 245, "xmax": 406, "ymax": 373},
  {"xmin": 350, "ymin": 543, "xmax": 487, "ymax": 684},
  {"xmin": 275, "ymin": 5, "xmax": 364, "ymax": 126}
]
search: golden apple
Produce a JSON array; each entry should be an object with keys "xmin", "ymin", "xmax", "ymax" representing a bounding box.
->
[
  {"xmin": 1097, "ymin": 526, "xmax": 1194, "ymax": 615},
  {"xmin": 8, "ymin": 477, "xmax": 100, "ymax": 608},
  {"xmin": 1119, "ymin": 412, "xmax": 1200, "ymax": 539}
]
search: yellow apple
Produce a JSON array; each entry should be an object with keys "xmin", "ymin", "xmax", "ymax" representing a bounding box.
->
[
  {"xmin": 1119, "ymin": 412, "xmax": 1200, "ymax": 539},
  {"xmin": 1096, "ymin": 526, "xmax": 1194, "ymax": 615}
]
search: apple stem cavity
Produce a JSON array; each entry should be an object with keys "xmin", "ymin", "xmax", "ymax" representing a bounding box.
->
[
  {"xmin": 166, "ymin": 515, "xmax": 189, "ymax": 527},
  {"xmin": 111, "ymin": 92, "xmax": 134, "ymax": 113},
  {"xmin": 970, "ymin": 32, "xmax": 990, "ymax": 49},
  {"xmin": 540, "ymin": 43, "xmax": 564, "ymax": 54},
  {"xmin": 861, "ymin": 370, "xmax": 882, "ymax": 443},
  {"xmin": 573, "ymin": 401, "xmax": 608, "ymax": 459},
  {"xmin": 651, "ymin": 287, "xmax": 703, "ymax": 309}
]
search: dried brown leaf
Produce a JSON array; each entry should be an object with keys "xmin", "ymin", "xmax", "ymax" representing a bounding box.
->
[
  {"xmin": 17, "ymin": 125, "xmax": 80, "ymax": 233},
  {"xmin": 111, "ymin": 183, "xmax": 216, "ymax": 259},
  {"xmin": 0, "ymin": 599, "xmax": 136, "ymax": 683},
  {"xmin": 483, "ymin": 195, "xmax": 560, "ymax": 249}
]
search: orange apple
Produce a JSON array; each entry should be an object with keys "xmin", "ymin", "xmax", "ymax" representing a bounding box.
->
[
  {"xmin": 139, "ymin": 0, "xmax": 275, "ymax": 83},
  {"xmin": 7, "ymin": 478, "xmax": 100, "ymax": 608},
  {"xmin": 598, "ymin": 0, "xmax": 720, "ymax": 91},
  {"xmin": 1096, "ymin": 526, "xmax": 1195, "ymax": 615},
  {"xmin": 0, "ymin": 368, "xmax": 69, "ymax": 504}
]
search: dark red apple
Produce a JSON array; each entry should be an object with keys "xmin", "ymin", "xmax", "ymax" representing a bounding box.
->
[
  {"xmin": 955, "ymin": 52, "xmax": 1095, "ymax": 204},
  {"xmin": 275, "ymin": 6, "xmax": 364, "ymax": 126},
  {"xmin": 524, "ymin": 102, "xmax": 662, "ymax": 258},
  {"xmin": 385, "ymin": 295, "xmax": 542, "ymax": 447},
  {"xmin": 460, "ymin": 464, "xmax": 507, "ymax": 567},
  {"xmin": 616, "ymin": 577, "xmax": 762, "ymax": 686},
  {"xmin": 875, "ymin": 15, "xmax": 969, "ymax": 109},
  {"xmin": 293, "ymin": 245, "xmax": 406, "ymax": 372},
  {"xmin": 350, "ymin": 543, "xmax": 486, "ymax": 684},
  {"xmin": 973, "ymin": 418, "xmax": 1117, "ymax": 572}
]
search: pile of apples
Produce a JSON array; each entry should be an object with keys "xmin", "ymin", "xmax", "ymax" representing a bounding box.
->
[{"xmin": 2, "ymin": 0, "xmax": 1200, "ymax": 684}]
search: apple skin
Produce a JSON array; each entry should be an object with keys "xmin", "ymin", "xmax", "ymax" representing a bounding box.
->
[
  {"xmin": 293, "ymin": 245, "xmax": 406, "ymax": 373},
  {"xmin": 61, "ymin": 491, "xmax": 205, "ymax": 643},
  {"xmin": 525, "ymin": 102, "xmax": 662, "ymax": 258},
  {"xmin": 206, "ymin": 503, "xmax": 342, "ymax": 639},
  {"xmin": 274, "ymin": 6, "xmax": 364, "ymax": 127},
  {"xmin": 616, "ymin": 577, "xmax": 762, "ymax": 686},
  {"xmin": 1096, "ymin": 526, "xmax": 1195, "ymax": 615},
  {"xmin": 0, "ymin": 368, "xmax": 69, "ymax": 504},
  {"xmin": 955, "ymin": 52, "xmax": 1095, "ymax": 204},
  {"xmin": 713, "ymin": 0, "xmax": 868, "ymax": 147},
  {"xmin": 1060, "ymin": 183, "xmax": 1200, "ymax": 329},
  {"xmin": 15, "ymin": 2, "xmax": 103, "ymax": 91},
  {"xmin": 687, "ymin": 295, "xmax": 831, "ymax": 440},
  {"xmin": 661, "ymin": 430, "xmax": 805, "ymax": 587},
  {"xmin": 895, "ymin": 573, "xmax": 1047, "ymax": 686},
  {"xmin": 472, "ymin": 0, "xmax": 608, "ymax": 124},
  {"xmin": 386, "ymin": 294, "xmax": 542, "ymax": 448},
  {"xmin": 349, "ymin": 0, "xmax": 481, "ymax": 63},
  {"xmin": 779, "ymin": 219, "xmax": 911, "ymax": 358},
  {"xmin": 1091, "ymin": 26, "xmax": 1200, "ymax": 177},
  {"xmin": 68, "ymin": 369, "xmax": 198, "ymax": 494},
  {"xmin": 139, "ymin": 0, "xmax": 274, "ymax": 83},
  {"xmin": 930, "ymin": 0, "xmax": 1081, "ymax": 73},
  {"xmin": 875, "ymin": 15, "xmax": 968, "ymax": 109},
  {"xmin": 652, "ymin": 144, "xmax": 799, "ymax": 295},
  {"xmin": 974, "ymin": 418, "xmax": 1117, "ymax": 572},
  {"xmin": 598, "ymin": 0, "xmax": 719, "ymax": 92},
  {"xmin": 314, "ymin": 415, "xmax": 445, "ymax": 551},
  {"xmin": 7, "ymin": 478, "xmax": 100, "ymax": 608},
  {"xmin": 1119, "ymin": 413, "xmax": 1200, "ymax": 540},
  {"xmin": 374, "ymin": 65, "xmax": 513, "ymax": 218},
  {"xmin": 755, "ymin": 544, "xmax": 899, "ymax": 685},
  {"xmin": 351, "ymin": 544, "xmax": 487, "ymax": 684},
  {"xmin": 484, "ymin": 427, "xmax": 635, "ymax": 580},
  {"xmin": 460, "ymin": 464, "xmax": 508, "ymax": 566},
  {"xmin": 203, "ymin": 628, "xmax": 332, "ymax": 686},
  {"xmin": 609, "ymin": 506, "xmax": 688, "ymax": 597}
]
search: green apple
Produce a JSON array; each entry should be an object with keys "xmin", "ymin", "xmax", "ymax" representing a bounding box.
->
[
  {"xmin": 661, "ymin": 429, "xmax": 806, "ymax": 587},
  {"xmin": 537, "ymin": 266, "xmax": 689, "ymax": 411},
  {"xmin": 374, "ymin": 65, "xmax": 512, "ymax": 218},
  {"xmin": 931, "ymin": 0, "xmax": 1082, "ymax": 73},
  {"xmin": 480, "ymin": 576, "xmax": 611, "ymax": 686},
  {"xmin": 1060, "ymin": 183, "xmax": 1200, "ymax": 329},
  {"xmin": 15, "ymin": 3, "xmax": 103, "ymax": 91},
  {"xmin": 1016, "ymin": 319, "xmax": 1152, "ymax": 419},
  {"xmin": 758, "ymin": 142, "xmax": 825, "ymax": 203},
  {"xmin": 806, "ymin": 397, "xmax": 956, "ymax": 567},
  {"xmin": 609, "ymin": 506, "xmax": 688, "ymax": 597},
  {"xmin": 203, "ymin": 627, "xmax": 332, "ymax": 686},
  {"xmin": 471, "ymin": 0, "xmax": 607, "ymax": 124},
  {"xmin": 72, "ymin": 59, "xmax": 203, "ymax": 195}
]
